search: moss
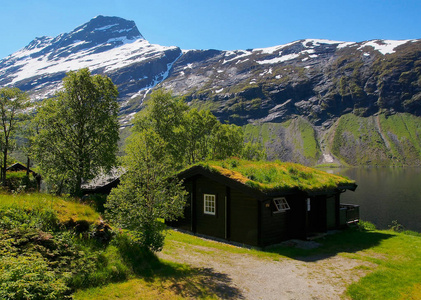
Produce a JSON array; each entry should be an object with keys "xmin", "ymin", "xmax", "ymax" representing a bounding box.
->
[{"xmin": 193, "ymin": 159, "xmax": 355, "ymax": 193}]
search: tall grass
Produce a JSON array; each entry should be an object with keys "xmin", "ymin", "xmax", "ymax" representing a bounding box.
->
[{"xmin": 0, "ymin": 192, "xmax": 100, "ymax": 224}]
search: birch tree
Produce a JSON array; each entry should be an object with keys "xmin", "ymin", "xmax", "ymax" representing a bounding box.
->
[{"xmin": 33, "ymin": 68, "xmax": 119, "ymax": 195}]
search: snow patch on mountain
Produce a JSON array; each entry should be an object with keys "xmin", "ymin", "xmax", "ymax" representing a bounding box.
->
[
  {"xmin": 4, "ymin": 39, "xmax": 178, "ymax": 85},
  {"xmin": 358, "ymin": 39, "xmax": 413, "ymax": 55},
  {"xmin": 257, "ymin": 53, "xmax": 300, "ymax": 64}
]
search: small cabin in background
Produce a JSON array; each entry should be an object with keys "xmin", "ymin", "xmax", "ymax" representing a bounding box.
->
[
  {"xmin": 81, "ymin": 168, "xmax": 123, "ymax": 195},
  {"xmin": 7, "ymin": 162, "xmax": 36, "ymax": 174},
  {"xmin": 168, "ymin": 159, "xmax": 358, "ymax": 248}
]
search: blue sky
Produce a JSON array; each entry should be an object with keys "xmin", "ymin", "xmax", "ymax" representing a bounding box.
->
[{"xmin": 0, "ymin": 0, "xmax": 420, "ymax": 59}]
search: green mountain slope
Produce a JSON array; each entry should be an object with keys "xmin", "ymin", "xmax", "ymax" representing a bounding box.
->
[
  {"xmin": 330, "ymin": 113, "xmax": 421, "ymax": 166},
  {"xmin": 245, "ymin": 113, "xmax": 421, "ymax": 166}
]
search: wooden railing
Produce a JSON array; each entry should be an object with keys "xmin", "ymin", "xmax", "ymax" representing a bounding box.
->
[{"xmin": 340, "ymin": 204, "xmax": 360, "ymax": 225}]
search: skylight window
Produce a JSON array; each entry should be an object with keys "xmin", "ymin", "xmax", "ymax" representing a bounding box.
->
[{"xmin": 273, "ymin": 197, "xmax": 290, "ymax": 213}]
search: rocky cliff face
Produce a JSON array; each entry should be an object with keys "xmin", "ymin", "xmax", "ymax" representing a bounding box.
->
[
  {"xmin": 161, "ymin": 39, "xmax": 421, "ymax": 127},
  {"xmin": 1, "ymin": 16, "xmax": 421, "ymax": 165}
]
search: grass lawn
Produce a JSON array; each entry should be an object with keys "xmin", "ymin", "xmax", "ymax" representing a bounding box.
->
[
  {"xmin": 1, "ymin": 192, "xmax": 420, "ymax": 299},
  {"xmin": 75, "ymin": 225, "xmax": 421, "ymax": 300}
]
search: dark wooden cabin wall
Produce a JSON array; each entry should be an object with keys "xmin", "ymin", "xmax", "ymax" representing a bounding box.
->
[
  {"xmin": 195, "ymin": 176, "xmax": 226, "ymax": 239},
  {"xmin": 287, "ymin": 195, "xmax": 307, "ymax": 239},
  {"xmin": 326, "ymin": 195, "xmax": 337, "ymax": 229},
  {"xmin": 229, "ymin": 188, "xmax": 258, "ymax": 246},
  {"xmin": 308, "ymin": 196, "xmax": 328, "ymax": 233},
  {"xmin": 259, "ymin": 199, "xmax": 288, "ymax": 247}
]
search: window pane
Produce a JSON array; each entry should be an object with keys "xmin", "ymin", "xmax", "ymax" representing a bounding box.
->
[
  {"xmin": 204, "ymin": 194, "xmax": 216, "ymax": 215},
  {"xmin": 273, "ymin": 197, "xmax": 290, "ymax": 212}
]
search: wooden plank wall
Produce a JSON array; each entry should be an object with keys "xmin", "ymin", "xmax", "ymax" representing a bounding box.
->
[
  {"xmin": 229, "ymin": 188, "xmax": 258, "ymax": 246},
  {"xmin": 195, "ymin": 176, "xmax": 226, "ymax": 239}
]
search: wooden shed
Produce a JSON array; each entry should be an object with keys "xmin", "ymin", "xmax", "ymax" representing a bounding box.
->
[
  {"xmin": 7, "ymin": 162, "xmax": 35, "ymax": 174},
  {"xmin": 169, "ymin": 160, "xmax": 358, "ymax": 247}
]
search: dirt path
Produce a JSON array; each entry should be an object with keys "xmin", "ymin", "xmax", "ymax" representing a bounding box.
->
[{"xmin": 158, "ymin": 238, "xmax": 374, "ymax": 300}]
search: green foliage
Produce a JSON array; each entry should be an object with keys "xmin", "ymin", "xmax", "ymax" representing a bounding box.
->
[
  {"xmin": 0, "ymin": 87, "xmax": 31, "ymax": 186},
  {"xmin": 33, "ymin": 68, "xmax": 119, "ymax": 195},
  {"xmin": 0, "ymin": 200, "xmax": 81, "ymax": 299},
  {"xmin": 134, "ymin": 90, "xmax": 246, "ymax": 167},
  {"xmin": 5, "ymin": 171, "xmax": 38, "ymax": 192},
  {"xmin": 0, "ymin": 193, "xmax": 100, "ymax": 225},
  {"xmin": 0, "ymin": 254, "xmax": 71, "ymax": 300},
  {"xmin": 105, "ymin": 129, "xmax": 187, "ymax": 252},
  {"xmin": 241, "ymin": 140, "xmax": 267, "ymax": 161},
  {"xmin": 0, "ymin": 193, "xmax": 132, "ymax": 299},
  {"xmin": 358, "ymin": 220, "xmax": 377, "ymax": 231}
]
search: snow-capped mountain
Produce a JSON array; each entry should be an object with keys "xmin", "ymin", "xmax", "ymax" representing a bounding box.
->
[
  {"xmin": 0, "ymin": 16, "xmax": 182, "ymax": 119},
  {"xmin": 163, "ymin": 38, "xmax": 420, "ymax": 126},
  {"xmin": 1, "ymin": 16, "xmax": 421, "ymax": 166},
  {"xmin": 1, "ymin": 15, "xmax": 419, "ymax": 125}
]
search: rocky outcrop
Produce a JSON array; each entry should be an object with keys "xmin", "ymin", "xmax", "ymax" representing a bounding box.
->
[
  {"xmin": 161, "ymin": 39, "xmax": 421, "ymax": 128},
  {"xmin": 1, "ymin": 16, "xmax": 421, "ymax": 165}
]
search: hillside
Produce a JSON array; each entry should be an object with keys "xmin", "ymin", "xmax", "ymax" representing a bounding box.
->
[
  {"xmin": 1, "ymin": 16, "xmax": 421, "ymax": 165},
  {"xmin": 244, "ymin": 113, "xmax": 421, "ymax": 166}
]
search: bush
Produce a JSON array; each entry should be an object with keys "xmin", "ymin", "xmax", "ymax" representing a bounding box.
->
[
  {"xmin": 0, "ymin": 255, "xmax": 71, "ymax": 300},
  {"xmin": 358, "ymin": 220, "xmax": 377, "ymax": 231},
  {"xmin": 83, "ymin": 193, "xmax": 108, "ymax": 213},
  {"xmin": 389, "ymin": 220, "xmax": 405, "ymax": 232},
  {"xmin": 0, "ymin": 194, "xmax": 134, "ymax": 298},
  {"xmin": 5, "ymin": 171, "xmax": 38, "ymax": 192}
]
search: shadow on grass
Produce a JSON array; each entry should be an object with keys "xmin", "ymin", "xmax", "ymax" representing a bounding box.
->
[
  {"xmin": 265, "ymin": 228, "xmax": 395, "ymax": 262},
  {"xmin": 115, "ymin": 234, "xmax": 244, "ymax": 299}
]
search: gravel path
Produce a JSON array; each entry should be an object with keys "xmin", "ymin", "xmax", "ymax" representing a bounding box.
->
[{"xmin": 158, "ymin": 237, "xmax": 374, "ymax": 300}]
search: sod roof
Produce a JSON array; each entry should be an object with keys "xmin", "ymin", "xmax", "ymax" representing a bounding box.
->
[{"xmin": 185, "ymin": 159, "xmax": 356, "ymax": 194}]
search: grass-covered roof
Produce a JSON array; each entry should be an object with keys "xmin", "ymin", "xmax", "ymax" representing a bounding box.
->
[{"xmin": 190, "ymin": 159, "xmax": 356, "ymax": 194}]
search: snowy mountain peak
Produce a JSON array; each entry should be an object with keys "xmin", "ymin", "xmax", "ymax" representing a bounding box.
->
[
  {"xmin": 0, "ymin": 15, "xmax": 419, "ymax": 131},
  {"xmin": 0, "ymin": 16, "xmax": 181, "ymax": 105},
  {"xmin": 68, "ymin": 15, "xmax": 144, "ymax": 45},
  {"xmin": 12, "ymin": 16, "xmax": 144, "ymax": 62}
]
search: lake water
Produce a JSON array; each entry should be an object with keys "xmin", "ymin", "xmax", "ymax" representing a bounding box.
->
[{"xmin": 327, "ymin": 167, "xmax": 421, "ymax": 232}]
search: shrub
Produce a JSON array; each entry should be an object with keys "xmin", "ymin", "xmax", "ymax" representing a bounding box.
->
[
  {"xmin": 389, "ymin": 220, "xmax": 405, "ymax": 232},
  {"xmin": 0, "ymin": 254, "xmax": 72, "ymax": 300},
  {"xmin": 358, "ymin": 220, "xmax": 377, "ymax": 231},
  {"xmin": 5, "ymin": 171, "xmax": 38, "ymax": 192},
  {"xmin": 84, "ymin": 193, "xmax": 108, "ymax": 213}
]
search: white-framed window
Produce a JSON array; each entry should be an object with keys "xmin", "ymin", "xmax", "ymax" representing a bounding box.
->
[
  {"xmin": 204, "ymin": 194, "xmax": 216, "ymax": 215},
  {"xmin": 273, "ymin": 197, "xmax": 290, "ymax": 213}
]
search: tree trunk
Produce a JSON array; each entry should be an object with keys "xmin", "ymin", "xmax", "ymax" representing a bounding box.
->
[
  {"xmin": 2, "ymin": 145, "xmax": 7, "ymax": 187},
  {"xmin": 26, "ymin": 156, "xmax": 30, "ymax": 177},
  {"xmin": 75, "ymin": 175, "xmax": 82, "ymax": 197}
]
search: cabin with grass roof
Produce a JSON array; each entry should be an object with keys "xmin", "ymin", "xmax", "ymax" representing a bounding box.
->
[{"xmin": 169, "ymin": 159, "xmax": 358, "ymax": 247}]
